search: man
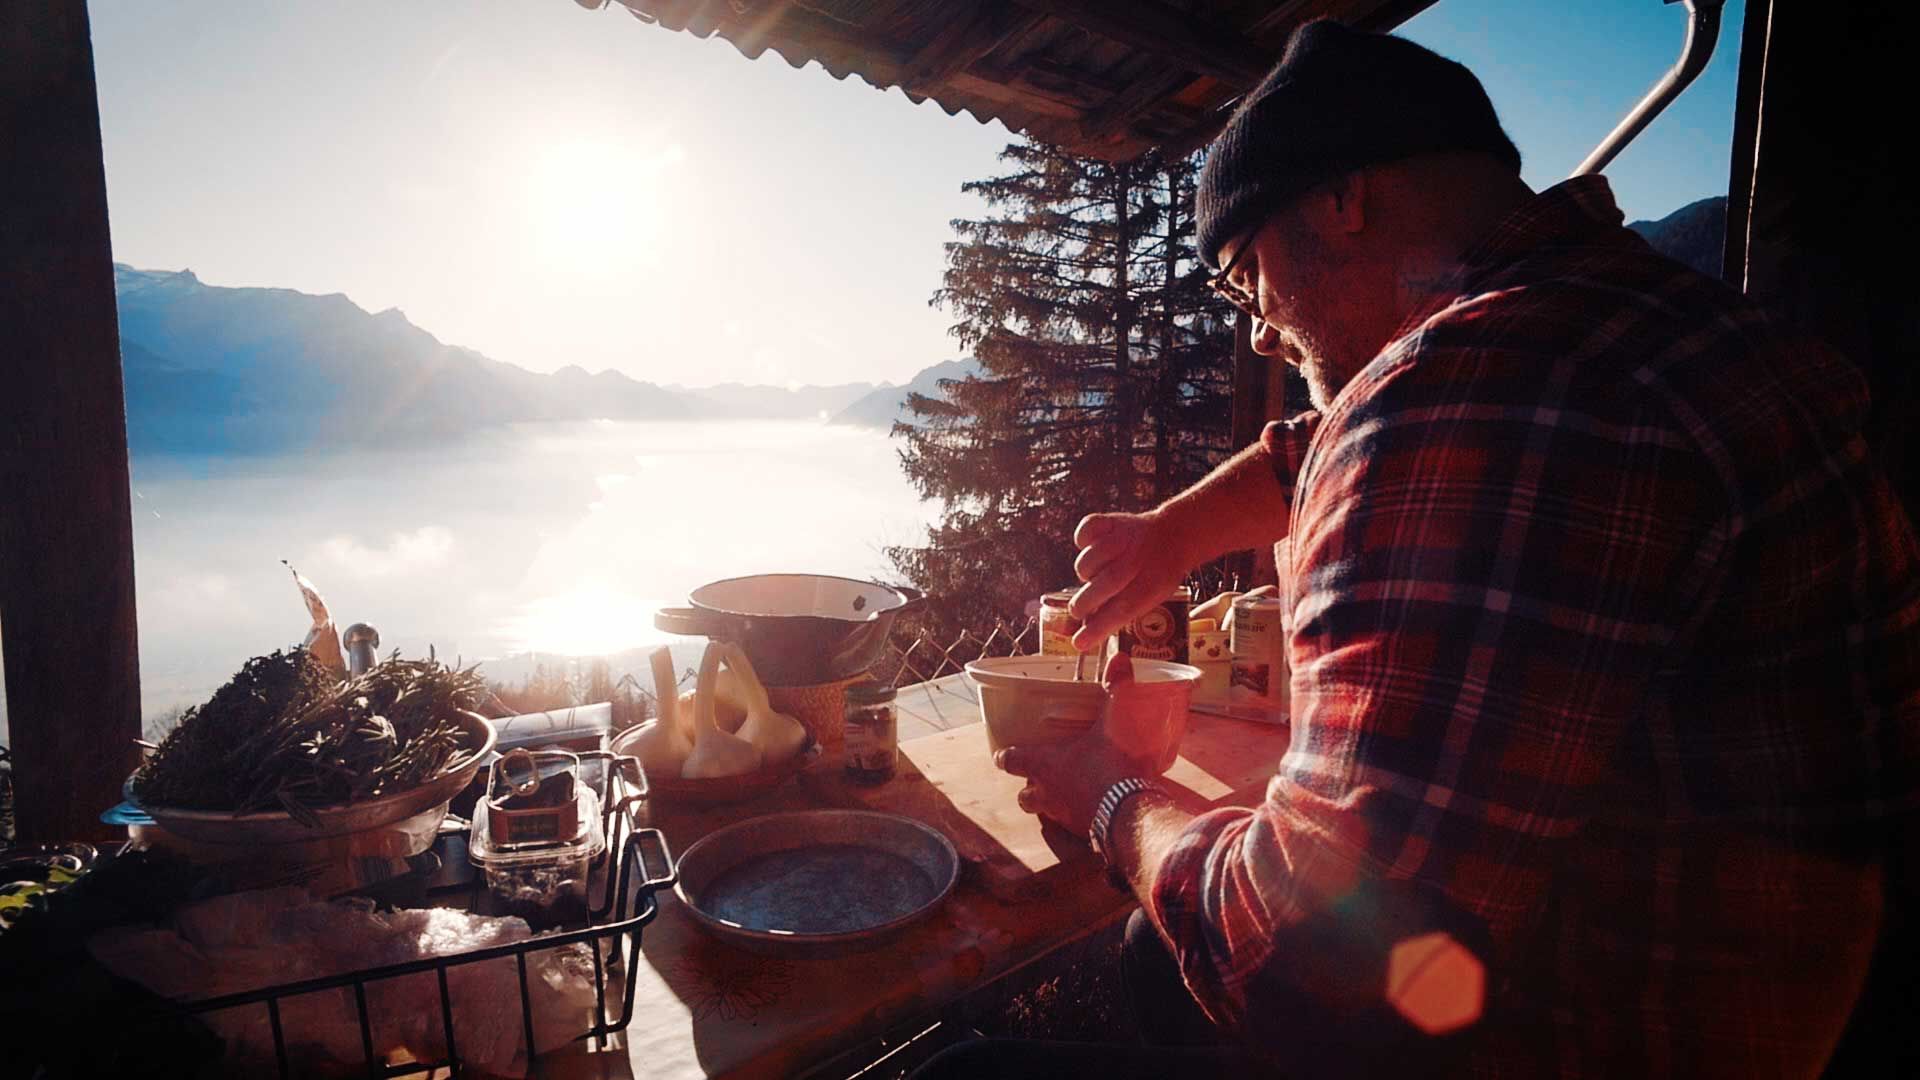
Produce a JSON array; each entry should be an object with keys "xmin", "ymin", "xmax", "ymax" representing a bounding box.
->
[{"xmin": 919, "ymin": 18, "xmax": 1920, "ymax": 1080}]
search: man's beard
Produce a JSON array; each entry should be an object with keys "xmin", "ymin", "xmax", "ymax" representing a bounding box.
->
[
  {"xmin": 1272, "ymin": 322, "xmax": 1349, "ymax": 412},
  {"xmin": 1260, "ymin": 215, "xmax": 1359, "ymax": 413}
]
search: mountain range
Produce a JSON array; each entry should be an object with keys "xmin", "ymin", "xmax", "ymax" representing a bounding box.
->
[
  {"xmin": 831, "ymin": 358, "xmax": 979, "ymax": 428},
  {"xmin": 1626, "ymin": 195, "xmax": 1726, "ymax": 279},
  {"xmin": 112, "ymin": 197, "xmax": 1717, "ymax": 454},
  {"xmin": 112, "ymin": 264, "xmax": 969, "ymax": 453},
  {"xmin": 665, "ymin": 380, "xmax": 880, "ymax": 420}
]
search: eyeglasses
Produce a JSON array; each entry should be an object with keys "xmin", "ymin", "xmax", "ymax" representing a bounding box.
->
[{"xmin": 1206, "ymin": 224, "xmax": 1265, "ymax": 320}]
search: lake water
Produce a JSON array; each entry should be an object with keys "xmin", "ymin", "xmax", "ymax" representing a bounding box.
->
[{"xmin": 0, "ymin": 419, "xmax": 937, "ymax": 737}]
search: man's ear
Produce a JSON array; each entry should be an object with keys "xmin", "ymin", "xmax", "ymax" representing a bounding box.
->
[{"xmin": 1299, "ymin": 171, "xmax": 1368, "ymax": 238}]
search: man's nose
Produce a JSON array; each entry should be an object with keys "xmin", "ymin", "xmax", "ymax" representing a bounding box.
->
[{"xmin": 1250, "ymin": 318, "xmax": 1286, "ymax": 359}]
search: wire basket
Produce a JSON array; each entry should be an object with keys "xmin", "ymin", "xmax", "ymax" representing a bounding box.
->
[{"xmin": 167, "ymin": 751, "xmax": 674, "ymax": 1078}]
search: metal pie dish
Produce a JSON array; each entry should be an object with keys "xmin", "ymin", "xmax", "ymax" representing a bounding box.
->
[
  {"xmin": 125, "ymin": 710, "xmax": 497, "ymax": 846},
  {"xmin": 673, "ymin": 810, "xmax": 959, "ymax": 954}
]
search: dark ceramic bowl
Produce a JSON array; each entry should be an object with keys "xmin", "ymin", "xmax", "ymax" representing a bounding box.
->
[{"xmin": 655, "ymin": 573, "xmax": 924, "ymax": 687}]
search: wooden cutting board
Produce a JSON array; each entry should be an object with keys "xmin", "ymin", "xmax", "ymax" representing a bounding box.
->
[{"xmin": 803, "ymin": 715, "xmax": 1290, "ymax": 900}]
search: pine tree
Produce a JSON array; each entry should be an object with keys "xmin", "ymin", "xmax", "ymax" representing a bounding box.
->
[
  {"xmin": 889, "ymin": 140, "xmax": 1238, "ymax": 640},
  {"xmin": 583, "ymin": 658, "xmax": 614, "ymax": 706}
]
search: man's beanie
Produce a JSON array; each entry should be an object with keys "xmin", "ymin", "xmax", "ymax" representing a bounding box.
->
[{"xmin": 1196, "ymin": 20, "xmax": 1521, "ymax": 268}]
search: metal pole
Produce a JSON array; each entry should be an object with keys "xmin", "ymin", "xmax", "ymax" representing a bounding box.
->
[{"xmin": 1572, "ymin": 0, "xmax": 1727, "ymax": 177}]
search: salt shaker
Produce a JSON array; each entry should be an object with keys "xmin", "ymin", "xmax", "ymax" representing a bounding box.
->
[{"xmin": 343, "ymin": 623, "xmax": 380, "ymax": 677}]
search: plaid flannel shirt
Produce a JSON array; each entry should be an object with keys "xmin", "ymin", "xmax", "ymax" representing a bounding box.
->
[{"xmin": 1150, "ymin": 177, "xmax": 1920, "ymax": 1077}]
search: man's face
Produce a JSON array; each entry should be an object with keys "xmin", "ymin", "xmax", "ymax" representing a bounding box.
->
[{"xmin": 1217, "ymin": 208, "xmax": 1364, "ymax": 412}]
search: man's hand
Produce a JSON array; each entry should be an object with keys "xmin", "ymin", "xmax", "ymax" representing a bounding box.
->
[
  {"xmin": 995, "ymin": 653, "xmax": 1159, "ymax": 836},
  {"xmin": 1070, "ymin": 439, "xmax": 1299, "ymax": 652},
  {"xmin": 996, "ymin": 739, "xmax": 1137, "ymax": 838},
  {"xmin": 1070, "ymin": 511, "xmax": 1194, "ymax": 650}
]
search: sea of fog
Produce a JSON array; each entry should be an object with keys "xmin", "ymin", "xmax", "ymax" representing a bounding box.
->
[{"xmin": 0, "ymin": 419, "xmax": 939, "ymax": 739}]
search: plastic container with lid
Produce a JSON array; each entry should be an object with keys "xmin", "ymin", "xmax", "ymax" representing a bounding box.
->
[
  {"xmin": 468, "ymin": 782, "xmax": 604, "ymax": 931},
  {"xmin": 1229, "ymin": 595, "xmax": 1288, "ymax": 717}
]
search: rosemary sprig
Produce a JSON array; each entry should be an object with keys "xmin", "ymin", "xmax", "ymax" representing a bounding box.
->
[{"xmin": 134, "ymin": 649, "xmax": 485, "ymax": 815}]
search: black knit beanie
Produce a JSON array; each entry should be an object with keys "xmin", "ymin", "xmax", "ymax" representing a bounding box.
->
[{"xmin": 1196, "ymin": 19, "xmax": 1521, "ymax": 269}]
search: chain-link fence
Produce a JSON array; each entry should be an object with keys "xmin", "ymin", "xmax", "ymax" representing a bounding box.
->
[
  {"xmin": 503, "ymin": 561, "xmax": 1265, "ymax": 720},
  {"xmin": 601, "ymin": 618, "xmax": 1042, "ymax": 711},
  {"xmin": 869, "ymin": 559, "xmax": 1260, "ymax": 688},
  {"xmin": 876, "ymin": 617, "xmax": 1038, "ymax": 688}
]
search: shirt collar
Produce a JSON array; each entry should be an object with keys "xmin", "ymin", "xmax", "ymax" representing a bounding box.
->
[
  {"xmin": 1387, "ymin": 175, "xmax": 1626, "ymax": 344},
  {"xmin": 1456, "ymin": 174, "xmax": 1624, "ymax": 271}
]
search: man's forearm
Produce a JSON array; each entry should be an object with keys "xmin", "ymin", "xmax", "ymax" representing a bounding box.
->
[
  {"xmin": 1154, "ymin": 439, "xmax": 1292, "ymax": 563},
  {"xmin": 1110, "ymin": 788, "xmax": 1200, "ymax": 918},
  {"xmin": 1070, "ymin": 424, "xmax": 1305, "ymax": 647}
]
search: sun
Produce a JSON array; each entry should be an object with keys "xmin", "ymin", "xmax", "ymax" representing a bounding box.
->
[
  {"xmin": 525, "ymin": 137, "xmax": 684, "ymax": 283},
  {"xmin": 497, "ymin": 584, "xmax": 664, "ymax": 659}
]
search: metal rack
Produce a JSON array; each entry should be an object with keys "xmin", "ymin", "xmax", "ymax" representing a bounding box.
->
[{"xmin": 172, "ymin": 752, "xmax": 675, "ymax": 1078}]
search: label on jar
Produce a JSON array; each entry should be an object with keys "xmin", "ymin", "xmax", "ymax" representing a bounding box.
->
[
  {"xmin": 1120, "ymin": 587, "xmax": 1191, "ymax": 664},
  {"xmin": 1038, "ymin": 589, "xmax": 1081, "ymax": 656},
  {"xmin": 844, "ymin": 702, "xmax": 898, "ymax": 783},
  {"xmin": 1230, "ymin": 596, "xmax": 1287, "ymax": 706}
]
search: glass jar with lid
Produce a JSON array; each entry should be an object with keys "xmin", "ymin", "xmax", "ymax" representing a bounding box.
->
[
  {"xmin": 1038, "ymin": 589, "xmax": 1081, "ymax": 656},
  {"xmin": 843, "ymin": 680, "xmax": 898, "ymax": 785}
]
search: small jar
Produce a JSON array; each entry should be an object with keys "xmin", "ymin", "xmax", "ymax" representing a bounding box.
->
[
  {"xmin": 843, "ymin": 681, "xmax": 898, "ymax": 785},
  {"xmin": 1039, "ymin": 589, "xmax": 1081, "ymax": 656},
  {"xmin": 1119, "ymin": 585, "xmax": 1193, "ymax": 664}
]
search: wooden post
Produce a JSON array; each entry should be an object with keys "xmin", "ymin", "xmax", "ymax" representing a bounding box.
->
[
  {"xmin": 1719, "ymin": 0, "xmax": 1769, "ymax": 287},
  {"xmin": 0, "ymin": 1, "xmax": 141, "ymax": 843},
  {"xmin": 1729, "ymin": 10, "xmax": 1920, "ymax": 1065},
  {"xmin": 1729, "ymin": 0, "xmax": 1919, "ymax": 515},
  {"xmin": 1227, "ymin": 310, "xmax": 1278, "ymax": 588},
  {"xmin": 1228, "ymin": 311, "xmax": 1267, "ymax": 451}
]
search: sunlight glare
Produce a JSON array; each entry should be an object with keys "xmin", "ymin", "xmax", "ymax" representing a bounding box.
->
[
  {"xmin": 526, "ymin": 138, "xmax": 684, "ymax": 284},
  {"xmin": 497, "ymin": 585, "xmax": 660, "ymax": 658}
]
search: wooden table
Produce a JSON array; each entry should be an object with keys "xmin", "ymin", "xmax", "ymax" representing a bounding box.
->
[{"xmin": 553, "ymin": 695, "xmax": 1291, "ymax": 1079}]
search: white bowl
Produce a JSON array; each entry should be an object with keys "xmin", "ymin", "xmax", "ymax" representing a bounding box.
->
[{"xmin": 963, "ymin": 656, "xmax": 1201, "ymax": 773}]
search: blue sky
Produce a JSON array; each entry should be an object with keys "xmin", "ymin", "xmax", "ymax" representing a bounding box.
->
[
  {"xmin": 90, "ymin": 0, "xmax": 1744, "ymax": 388},
  {"xmin": 1400, "ymin": 0, "xmax": 1744, "ymax": 229}
]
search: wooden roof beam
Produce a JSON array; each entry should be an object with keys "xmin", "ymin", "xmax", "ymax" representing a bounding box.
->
[
  {"xmin": 1007, "ymin": 0, "xmax": 1270, "ymax": 89},
  {"xmin": 724, "ymin": 0, "xmax": 798, "ymax": 56},
  {"xmin": 1349, "ymin": 0, "xmax": 1443, "ymax": 32},
  {"xmin": 1154, "ymin": 104, "xmax": 1234, "ymax": 160},
  {"xmin": 1092, "ymin": 0, "xmax": 1442, "ymax": 159},
  {"xmin": 703, "ymin": 6, "xmax": 918, "ymax": 77},
  {"xmin": 1081, "ymin": 1, "xmax": 1335, "ymax": 147},
  {"xmin": 946, "ymin": 69, "xmax": 1087, "ymax": 119},
  {"xmin": 622, "ymin": 0, "xmax": 703, "ymax": 34},
  {"xmin": 901, "ymin": 2, "xmax": 1046, "ymax": 93},
  {"xmin": 1083, "ymin": 68, "xmax": 1203, "ymax": 141}
]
